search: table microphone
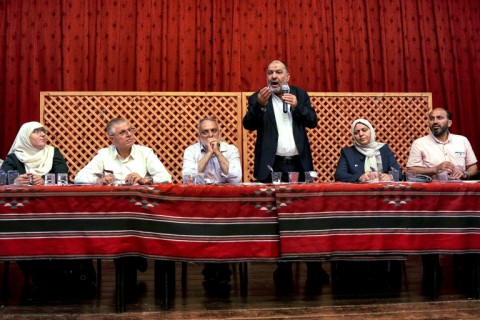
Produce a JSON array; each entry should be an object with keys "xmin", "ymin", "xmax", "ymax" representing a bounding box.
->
[{"xmin": 281, "ymin": 84, "xmax": 290, "ymax": 113}]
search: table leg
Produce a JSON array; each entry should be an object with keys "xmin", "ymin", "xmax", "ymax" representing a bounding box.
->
[
  {"xmin": 114, "ymin": 259, "xmax": 125, "ymax": 313},
  {"xmin": 470, "ymin": 254, "xmax": 480, "ymax": 299},
  {"xmin": 155, "ymin": 260, "xmax": 176, "ymax": 310},
  {"xmin": 421, "ymin": 254, "xmax": 440, "ymax": 300},
  {"xmin": 181, "ymin": 262, "xmax": 188, "ymax": 290},
  {"xmin": 239, "ymin": 262, "xmax": 248, "ymax": 296},
  {"xmin": 2, "ymin": 261, "xmax": 10, "ymax": 303}
]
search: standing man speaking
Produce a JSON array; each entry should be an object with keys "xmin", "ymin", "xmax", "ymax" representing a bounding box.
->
[
  {"xmin": 243, "ymin": 60, "xmax": 326, "ymax": 294},
  {"xmin": 243, "ymin": 60, "xmax": 318, "ymax": 183}
]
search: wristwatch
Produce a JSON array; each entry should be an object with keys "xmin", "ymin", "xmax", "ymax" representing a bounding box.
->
[{"xmin": 463, "ymin": 171, "xmax": 469, "ymax": 179}]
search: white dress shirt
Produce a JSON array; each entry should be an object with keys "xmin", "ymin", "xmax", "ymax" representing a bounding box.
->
[
  {"xmin": 182, "ymin": 141, "xmax": 242, "ymax": 183},
  {"xmin": 74, "ymin": 144, "xmax": 172, "ymax": 184},
  {"xmin": 271, "ymin": 94, "xmax": 298, "ymax": 156}
]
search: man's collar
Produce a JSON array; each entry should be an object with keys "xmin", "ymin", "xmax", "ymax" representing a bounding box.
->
[
  {"xmin": 431, "ymin": 131, "xmax": 451, "ymax": 144},
  {"xmin": 113, "ymin": 144, "xmax": 134, "ymax": 159}
]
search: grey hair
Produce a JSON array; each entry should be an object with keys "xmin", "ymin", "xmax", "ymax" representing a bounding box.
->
[
  {"xmin": 197, "ymin": 117, "xmax": 221, "ymax": 132},
  {"xmin": 106, "ymin": 118, "xmax": 128, "ymax": 136}
]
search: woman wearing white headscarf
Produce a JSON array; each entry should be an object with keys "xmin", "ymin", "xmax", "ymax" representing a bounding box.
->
[
  {"xmin": 1, "ymin": 122, "xmax": 95, "ymax": 293},
  {"xmin": 1, "ymin": 121, "xmax": 68, "ymax": 185},
  {"xmin": 333, "ymin": 119, "xmax": 404, "ymax": 290},
  {"xmin": 334, "ymin": 119, "xmax": 401, "ymax": 182}
]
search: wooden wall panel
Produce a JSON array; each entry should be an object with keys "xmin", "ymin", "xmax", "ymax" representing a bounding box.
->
[
  {"xmin": 40, "ymin": 92, "xmax": 242, "ymax": 183},
  {"xmin": 242, "ymin": 92, "xmax": 432, "ymax": 182},
  {"xmin": 41, "ymin": 92, "xmax": 431, "ymax": 183}
]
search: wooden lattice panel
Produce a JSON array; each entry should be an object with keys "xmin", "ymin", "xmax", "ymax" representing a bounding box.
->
[
  {"xmin": 242, "ymin": 92, "xmax": 432, "ymax": 182},
  {"xmin": 40, "ymin": 92, "xmax": 242, "ymax": 183}
]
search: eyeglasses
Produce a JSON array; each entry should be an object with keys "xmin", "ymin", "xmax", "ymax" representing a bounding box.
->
[
  {"xmin": 114, "ymin": 128, "xmax": 136, "ymax": 137},
  {"xmin": 32, "ymin": 128, "xmax": 48, "ymax": 135},
  {"xmin": 200, "ymin": 128, "xmax": 219, "ymax": 136}
]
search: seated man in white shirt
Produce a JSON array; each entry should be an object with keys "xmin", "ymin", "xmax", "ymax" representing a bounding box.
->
[
  {"xmin": 407, "ymin": 107, "xmax": 478, "ymax": 297},
  {"xmin": 182, "ymin": 117, "xmax": 242, "ymax": 288},
  {"xmin": 74, "ymin": 117, "xmax": 172, "ymax": 185},
  {"xmin": 74, "ymin": 117, "xmax": 172, "ymax": 294}
]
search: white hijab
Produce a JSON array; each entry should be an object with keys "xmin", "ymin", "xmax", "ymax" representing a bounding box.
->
[
  {"xmin": 351, "ymin": 119, "xmax": 385, "ymax": 172},
  {"xmin": 8, "ymin": 121, "xmax": 55, "ymax": 175}
]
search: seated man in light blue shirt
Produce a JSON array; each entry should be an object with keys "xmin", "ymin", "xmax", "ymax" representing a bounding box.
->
[
  {"xmin": 182, "ymin": 117, "xmax": 242, "ymax": 289},
  {"xmin": 74, "ymin": 117, "xmax": 172, "ymax": 185},
  {"xmin": 182, "ymin": 117, "xmax": 242, "ymax": 184}
]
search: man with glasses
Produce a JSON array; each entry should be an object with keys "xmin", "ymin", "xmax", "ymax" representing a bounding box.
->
[
  {"xmin": 74, "ymin": 117, "xmax": 172, "ymax": 185},
  {"xmin": 74, "ymin": 117, "xmax": 172, "ymax": 295},
  {"xmin": 183, "ymin": 117, "xmax": 242, "ymax": 184},
  {"xmin": 182, "ymin": 117, "xmax": 242, "ymax": 289}
]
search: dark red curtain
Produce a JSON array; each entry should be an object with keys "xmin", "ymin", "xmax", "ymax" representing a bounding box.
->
[{"xmin": 1, "ymin": 0, "xmax": 479, "ymax": 157}]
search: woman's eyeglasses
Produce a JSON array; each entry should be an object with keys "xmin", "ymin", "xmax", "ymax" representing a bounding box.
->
[{"xmin": 32, "ymin": 128, "xmax": 48, "ymax": 135}]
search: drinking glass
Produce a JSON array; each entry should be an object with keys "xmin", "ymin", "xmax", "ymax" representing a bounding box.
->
[
  {"xmin": 304, "ymin": 171, "xmax": 317, "ymax": 183},
  {"xmin": 288, "ymin": 172, "xmax": 299, "ymax": 183},
  {"xmin": 388, "ymin": 170, "xmax": 400, "ymax": 182},
  {"xmin": 183, "ymin": 174, "xmax": 194, "ymax": 185},
  {"xmin": 57, "ymin": 173, "xmax": 69, "ymax": 185},
  {"xmin": 0, "ymin": 170, "xmax": 7, "ymax": 185},
  {"xmin": 193, "ymin": 173, "xmax": 205, "ymax": 185},
  {"xmin": 7, "ymin": 170, "xmax": 19, "ymax": 185},
  {"xmin": 271, "ymin": 172, "xmax": 282, "ymax": 184},
  {"xmin": 436, "ymin": 170, "xmax": 449, "ymax": 182},
  {"xmin": 44, "ymin": 173, "xmax": 56, "ymax": 186}
]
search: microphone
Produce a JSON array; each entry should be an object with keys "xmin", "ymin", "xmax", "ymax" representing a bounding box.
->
[{"xmin": 281, "ymin": 84, "xmax": 290, "ymax": 113}]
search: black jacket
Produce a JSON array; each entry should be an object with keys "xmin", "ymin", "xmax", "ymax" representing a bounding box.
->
[
  {"xmin": 1, "ymin": 147, "xmax": 69, "ymax": 176},
  {"xmin": 334, "ymin": 144, "xmax": 401, "ymax": 182},
  {"xmin": 243, "ymin": 85, "xmax": 318, "ymax": 181}
]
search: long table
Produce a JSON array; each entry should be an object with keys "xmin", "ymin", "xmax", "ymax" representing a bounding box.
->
[
  {"xmin": 1, "ymin": 182, "xmax": 479, "ymax": 311},
  {"xmin": 0, "ymin": 184, "xmax": 280, "ymax": 261},
  {"xmin": 276, "ymin": 182, "xmax": 480, "ymax": 258},
  {"xmin": 0, "ymin": 184, "xmax": 280, "ymax": 311}
]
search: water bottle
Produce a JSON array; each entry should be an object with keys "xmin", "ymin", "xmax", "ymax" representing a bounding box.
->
[
  {"xmin": 0, "ymin": 170, "xmax": 6, "ymax": 185},
  {"xmin": 375, "ymin": 154, "xmax": 383, "ymax": 173}
]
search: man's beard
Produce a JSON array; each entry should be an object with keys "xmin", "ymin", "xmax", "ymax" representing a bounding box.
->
[
  {"xmin": 267, "ymin": 83, "xmax": 281, "ymax": 94},
  {"xmin": 270, "ymin": 87, "xmax": 281, "ymax": 94},
  {"xmin": 431, "ymin": 124, "xmax": 448, "ymax": 137}
]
